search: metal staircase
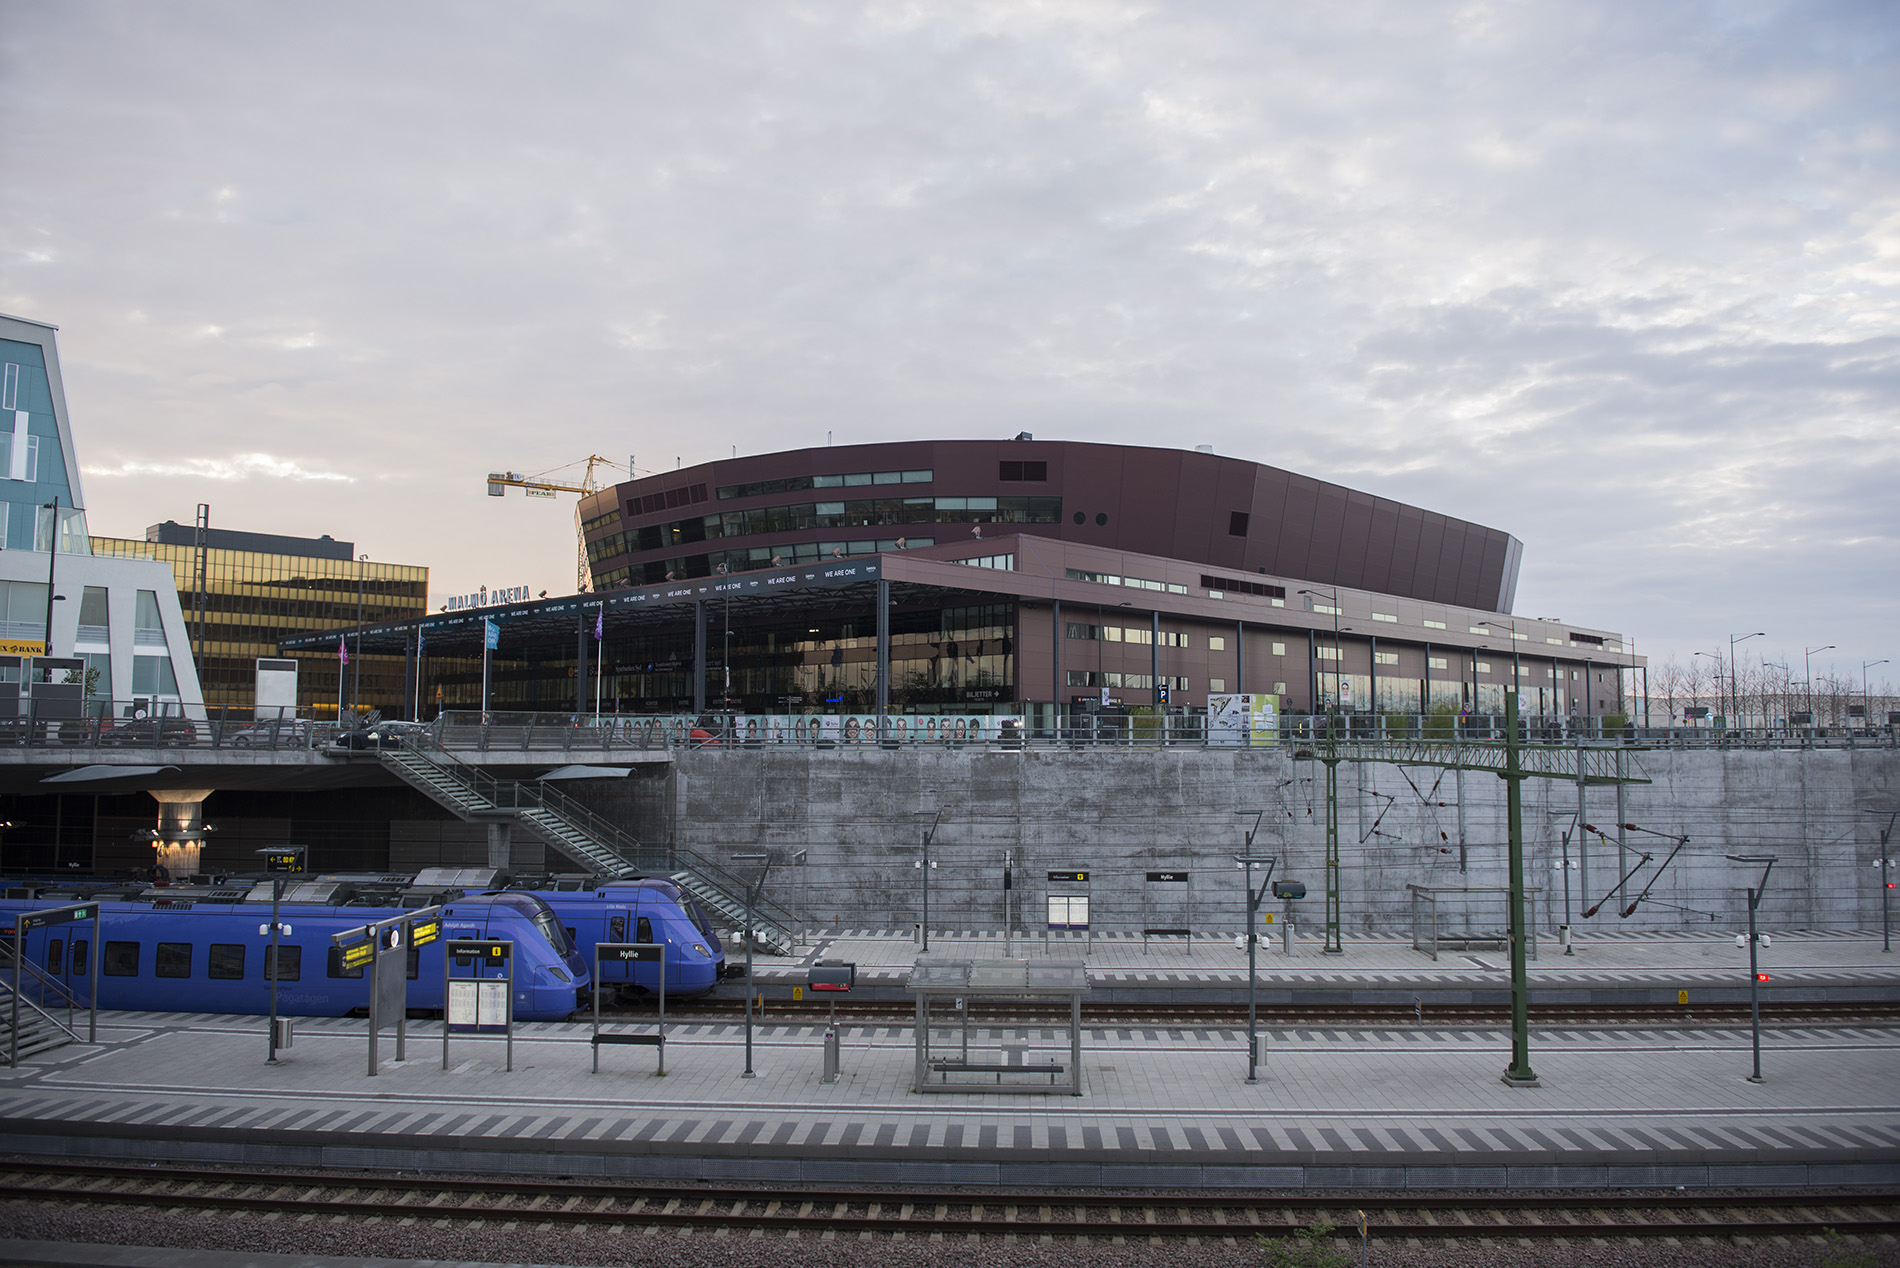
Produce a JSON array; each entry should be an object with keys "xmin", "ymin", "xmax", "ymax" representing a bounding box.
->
[
  {"xmin": 0, "ymin": 980, "xmax": 81, "ymax": 1065},
  {"xmin": 378, "ymin": 735, "xmax": 801, "ymax": 955}
]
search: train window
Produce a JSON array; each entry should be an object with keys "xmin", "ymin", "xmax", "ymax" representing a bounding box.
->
[
  {"xmin": 44, "ymin": 939, "xmax": 62, "ymax": 974},
  {"xmin": 609, "ymin": 916, "xmax": 626, "ymax": 942},
  {"xmin": 264, "ymin": 946, "xmax": 301, "ymax": 982},
  {"xmin": 326, "ymin": 946, "xmax": 364, "ymax": 979},
  {"xmin": 103, "ymin": 941, "xmax": 140, "ymax": 977},
  {"xmin": 156, "ymin": 943, "xmax": 192, "ymax": 978},
  {"xmin": 208, "ymin": 944, "xmax": 245, "ymax": 980},
  {"xmin": 70, "ymin": 941, "xmax": 87, "ymax": 976},
  {"xmin": 407, "ymin": 944, "xmax": 420, "ymax": 981},
  {"xmin": 637, "ymin": 917, "xmax": 653, "ymax": 943},
  {"xmin": 565, "ymin": 926, "xmax": 577, "ymax": 945}
]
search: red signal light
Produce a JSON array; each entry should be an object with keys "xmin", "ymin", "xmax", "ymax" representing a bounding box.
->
[{"xmin": 1756, "ymin": 973, "xmax": 1770, "ymax": 981}]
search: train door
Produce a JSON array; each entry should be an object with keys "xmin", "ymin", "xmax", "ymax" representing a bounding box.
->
[{"xmin": 603, "ymin": 907, "xmax": 631, "ymax": 987}]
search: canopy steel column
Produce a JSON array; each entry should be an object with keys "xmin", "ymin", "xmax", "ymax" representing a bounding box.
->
[
  {"xmin": 1052, "ymin": 599, "xmax": 1061, "ymax": 722},
  {"xmin": 875, "ymin": 578, "xmax": 891, "ymax": 717},
  {"xmin": 1151, "ymin": 610, "xmax": 1161, "ymax": 707},
  {"xmin": 1235, "ymin": 620, "xmax": 1244, "ymax": 694},
  {"xmin": 575, "ymin": 607, "xmax": 589, "ymax": 719},
  {"xmin": 692, "ymin": 600, "xmax": 707, "ymax": 715}
]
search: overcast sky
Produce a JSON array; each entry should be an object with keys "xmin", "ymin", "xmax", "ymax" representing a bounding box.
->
[{"xmin": 2, "ymin": 2, "xmax": 1895, "ymax": 687}]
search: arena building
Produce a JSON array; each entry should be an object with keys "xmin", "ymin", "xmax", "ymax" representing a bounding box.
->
[{"xmin": 285, "ymin": 440, "xmax": 1639, "ymax": 723}]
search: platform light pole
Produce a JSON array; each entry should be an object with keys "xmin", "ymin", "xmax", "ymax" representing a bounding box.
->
[
  {"xmin": 1728, "ymin": 632, "xmax": 1764, "ymax": 730},
  {"xmin": 1804, "ymin": 645, "xmax": 1834, "ymax": 724},
  {"xmin": 1501, "ymin": 689, "xmax": 1539, "ymax": 1087},
  {"xmin": 1726, "ymin": 853, "xmax": 1777, "ymax": 1083},
  {"xmin": 730, "ymin": 851, "xmax": 774, "ymax": 1078},
  {"xmin": 1234, "ymin": 808, "xmax": 1274, "ymax": 1085},
  {"xmin": 1867, "ymin": 809, "xmax": 1897, "ymax": 954},
  {"xmin": 915, "ymin": 805, "xmax": 943, "ymax": 951}
]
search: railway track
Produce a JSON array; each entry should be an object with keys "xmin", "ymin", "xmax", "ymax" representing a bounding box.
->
[
  {"xmin": 607, "ymin": 999, "xmax": 1900, "ymax": 1026},
  {"xmin": 3, "ymin": 1161, "xmax": 1895, "ymax": 1243}
]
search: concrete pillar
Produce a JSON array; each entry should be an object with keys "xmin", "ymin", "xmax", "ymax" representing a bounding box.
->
[
  {"xmin": 487, "ymin": 821, "xmax": 512, "ymax": 869},
  {"xmin": 1235, "ymin": 619, "xmax": 1244, "ymax": 695}
]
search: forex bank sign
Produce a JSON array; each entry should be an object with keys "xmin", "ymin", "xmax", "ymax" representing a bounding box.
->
[{"xmin": 442, "ymin": 584, "xmax": 534, "ymax": 612}]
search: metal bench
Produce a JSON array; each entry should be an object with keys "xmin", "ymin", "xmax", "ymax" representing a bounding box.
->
[{"xmin": 929, "ymin": 1059, "xmax": 1066, "ymax": 1083}]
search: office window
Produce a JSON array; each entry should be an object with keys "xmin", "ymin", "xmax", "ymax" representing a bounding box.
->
[
  {"xmin": 1428, "ymin": 656, "xmax": 1449, "ymax": 670},
  {"xmin": 1273, "ymin": 681, "xmax": 1287, "ymax": 695},
  {"xmin": 1317, "ymin": 646, "xmax": 1341, "ymax": 661},
  {"xmin": 1476, "ymin": 661, "xmax": 1491, "ymax": 673},
  {"xmin": 1271, "ymin": 642, "xmax": 1286, "ymax": 656},
  {"xmin": 1228, "ymin": 511, "xmax": 1249, "ymax": 537},
  {"xmin": 1375, "ymin": 651, "xmax": 1399, "ymax": 665},
  {"xmin": 1423, "ymin": 619, "xmax": 1447, "ymax": 630},
  {"xmin": 208, "ymin": 944, "xmax": 245, "ymax": 980},
  {"xmin": 998, "ymin": 460, "xmax": 1047, "ymax": 481},
  {"xmin": 1372, "ymin": 612, "xmax": 1397, "ymax": 623},
  {"xmin": 1, "ymin": 363, "xmax": 16, "ymax": 410},
  {"xmin": 1209, "ymin": 635, "xmax": 1225, "ymax": 651},
  {"xmin": 1209, "ymin": 678, "xmax": 1226, "ymax": 693},
  {"xmin": 264, "ymin": 946, "xmax": 301, "ymax": 982},
  {"xmin": 156, "ymin": 942, "xmax": 192, "ymax": 978},
  {"xmin": 103, "ymin": 941, "xmax": 140, "ymax": 977}
]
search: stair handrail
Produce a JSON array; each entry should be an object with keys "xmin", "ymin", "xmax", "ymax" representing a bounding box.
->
[
  {"xmin": 399, "ymin": 731, "xmax": 798, "ymax": 932},
  {"xmin": 0, "ymin": 966, "xmax": 90, "ymax": 1067}
]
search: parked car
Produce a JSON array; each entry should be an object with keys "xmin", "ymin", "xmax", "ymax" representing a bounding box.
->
[
  {"xmin": 102, "ymin": 715, "xmax": 198, "ymax": 747},
  {"xmin": 227, "ymin": 719, "xmax": 313, "ymax": 747},
  {"xmin": 332, "ymin": 725, "xmax": 417, "ymax": 750}
]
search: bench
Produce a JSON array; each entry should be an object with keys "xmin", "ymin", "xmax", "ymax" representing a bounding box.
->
[
  {"xmin": 592, "ymin": 1032, "xmax": 664, "ymax": 1047},
  {"xmin": 929, "ymin": 1060, "xmax": 1066, "ymax": 1083}
]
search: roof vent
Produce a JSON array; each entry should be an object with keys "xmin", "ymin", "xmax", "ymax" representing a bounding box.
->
[
  {"xmin": 1195, "ymin": 444, "xmax": 1214, "ymax": 453},
  {"xmin": 1014, "ymin": 432, "xmax": 1034, "ymax": 441}
]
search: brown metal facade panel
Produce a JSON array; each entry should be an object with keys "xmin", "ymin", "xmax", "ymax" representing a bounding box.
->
[
  {"xmin": 1307, "ymin": 486, "xmax": 1350, "ymax": 580},
  {"xmin": 1387, "ymin": 504, "xmax": 1424, "ymax": 598},
  {"xmin": 1244, "ymin": 465, "xmax": 1291, "ymax": 575},
  {"xmin": 1333, "ymin": 490, "xmax": 1376, "ymax": 590},
  {"xmin": 1362, "ymin": 500, "xmax": 1401, "ymax": 595},
  {"xmin": 1116, "ymin": 450, "xmax": 1184, "ymax": 556},
  {"xmin": 1475, "ymin": 533, "xmax": 1509, "ymax": 613},
  {"xmin": 1059, "ymin": 444, "xmax": 1128, "ymax": 546},
  {"xmin": 1413, "ymin": 514, "xmax": 1448, "ymax": 600},
  {"xmin": 1168, "ymin": 450, "xmax": 1222, "ymax": 565},
  {"xmin": 1450, "ymin": 525, "xmax": 1486, "ymax": 610},
  {"xmin": 1273, "ymin": 475, "xmax": 1319, "ymax": 580},
  {"xmin": 1206, "ymin": 458, "xmax": 1258, "ymax": 572}
]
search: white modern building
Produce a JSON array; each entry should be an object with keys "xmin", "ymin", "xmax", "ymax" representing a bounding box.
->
[{"xmin": 0, "ymin": 313, "xmax": 203, "ymax": 713}]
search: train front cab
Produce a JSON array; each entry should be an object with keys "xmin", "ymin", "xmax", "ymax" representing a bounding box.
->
[{"xmin": 535, "ymin": 883, "xmax": 723, "ymax": 1001}]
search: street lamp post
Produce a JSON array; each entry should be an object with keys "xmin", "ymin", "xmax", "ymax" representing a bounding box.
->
[
  {"xmin": 1804, "ymin": 645, "xmax": 1834, "ymax": 726},
  {"xmin": 1728, "ymin": 632, "xmax": 1764, "ymax": 731},
  {"xmin": 1863, "ymin": 660, "xmax": 1888, "ymax": 734},
  {"xmin": 1726, "ymin": 854, "xmax": 1777, "ymax": 1083},
  {"xmin": 1693, "ymin": 651, "xmax": 1723, "ymax": 732},
  {"xmin": 1234, "ymin": 810, "xmax": 1274, "ymax": 1086}
]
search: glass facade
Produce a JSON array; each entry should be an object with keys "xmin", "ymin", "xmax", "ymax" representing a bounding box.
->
[
  {"xmin": 90, "ymin": 535, "xmax": 428, "ymax": 715},
  {"xmin": 0, "ymin": 338, "xmax": 83, "ymax": 551}
]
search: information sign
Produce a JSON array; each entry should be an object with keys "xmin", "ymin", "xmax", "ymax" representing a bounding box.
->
[
  {"xmin": 408, "ymin": 917, "xmax": 441, "ymax": 948},
  {"xmin": 1146, "ymin": 871, "xmax": 1188, "ymax": 883},
  {"xmin": 1047, "ymin": 870, "xmax": 1089, "ymax": 883},
  {"xmin": 261, "ymin": 850, "xmax": 305, "ymax": 874},
  {"xmin": 341, "ymin": 940, "xmax": 374, "ymax": 970},
  {"xmin": 601, "ymin": 945, "xmax": 662, "ymax": 963},
  {"xmin": 20, "ymin": 904, "xmax": 93, "ymax": 931},
  {"xmin": 446, "ymin": 980, "xmax": 511, "ymax": 1032}
]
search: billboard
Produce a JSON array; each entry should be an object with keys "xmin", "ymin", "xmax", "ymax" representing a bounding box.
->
[{"xmin": 1208, "ymin": 694, "xmax": 1279, "ymax": 747}]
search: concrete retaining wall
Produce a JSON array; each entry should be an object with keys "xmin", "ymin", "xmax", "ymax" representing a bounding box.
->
[{"xmin": 603, "ymin": 746, "xmax": 1900, "ymax": 937}]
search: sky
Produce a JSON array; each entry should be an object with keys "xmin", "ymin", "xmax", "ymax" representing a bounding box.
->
[{"xmin": 1, "ymin": 1, "xmax": 1895, "ymax": 688}]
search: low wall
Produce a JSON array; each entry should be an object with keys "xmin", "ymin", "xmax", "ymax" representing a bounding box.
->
[{"xmin": 622, "ymin": 746, "xmax": 1900, "ymax": 937}]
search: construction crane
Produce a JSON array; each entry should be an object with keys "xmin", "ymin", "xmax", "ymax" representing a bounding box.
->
[{"xmin": 486, "ymin": 455, "xmax": 643, "ymax": 592}]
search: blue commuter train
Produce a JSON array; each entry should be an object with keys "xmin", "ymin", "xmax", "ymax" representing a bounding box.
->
[
  {"xmin": 505, "ymin": 877, "xmax": 730, "ymax": 1001},
  {"xmin": 0, "ymin": 885, "xmax": 590, "ymax": 1021}
]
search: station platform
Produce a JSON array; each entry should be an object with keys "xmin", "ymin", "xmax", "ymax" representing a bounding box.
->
[
  {"xmin": 2, "ymin": 993, "xmax": 1895, "ymax": 1190},
  {"xmin": 715, "ymin": 929, "xmax": 1900, "ymax": 1008}
]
